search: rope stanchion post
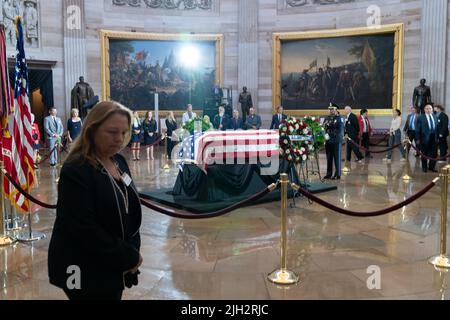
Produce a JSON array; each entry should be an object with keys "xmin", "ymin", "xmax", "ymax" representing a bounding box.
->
[
  {"xmin": 0, "ymin": 161, "xmax": 16, "ymax": 246},
  {"xmin": 163, "ymin": 134, "xmax": 170, "ymax": 171},
  {"xmin": 342, "ymin": 136, "xmax": 350, "ymax": 174},
  {"xmin": 268, "ymin": 173, "xmax": 299, "ymax": 285},
  {"xmin": 16, "ymin": 170, "xmax": 46, "ymax": 243},
  {"xmin": 55, "ymin": 139, "xmax": 61, "ymax": 183},
  {"xmin": 428, "ymin": 165, "xmax": 450, "ymax": 269},
  {"xmin": 402, "ymin": 139, "xmax": 412, "ymax": 182}
]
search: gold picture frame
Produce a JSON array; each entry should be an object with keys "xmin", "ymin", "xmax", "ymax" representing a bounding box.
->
[
  {"xmin": 272, "ymin": 23, "xmax": 404, "ymax": 116},
  {"xmin": 100, "ymin": 30, "xmax": 224, "ymax": 117}
]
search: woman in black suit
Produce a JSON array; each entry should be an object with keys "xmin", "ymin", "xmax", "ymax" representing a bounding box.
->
[
  {"xmin": 142, "ymin": 111, "xmax": 158, "ymax": 160},
  {"xmin": 48, "ymin": 101, "xmax": 142, "ymax": 300},
  {"xmin": 165, "ymin": 111, "xmax": 178, "ymax": 159}
]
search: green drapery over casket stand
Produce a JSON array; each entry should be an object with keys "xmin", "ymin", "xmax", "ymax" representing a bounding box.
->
[{"xmin": 139, "ymin": 159, "xmax": 337, "ymax": 213}]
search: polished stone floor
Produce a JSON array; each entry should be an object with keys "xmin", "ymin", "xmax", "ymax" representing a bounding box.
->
[{"xmin": 1, "ymin": 146, "xmax": 449, "ymax": 300}]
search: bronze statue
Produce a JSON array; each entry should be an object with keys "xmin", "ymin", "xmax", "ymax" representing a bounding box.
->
[
  {"xmin": 71, "ymin": 76, "xmax": 94, "ymax": 118},
  {"xmin": 412, "ymin": 79, "xmax": 431, "ymax": 114},
  {"xmin": 238, "ymin": 86, "xmax": 253, "ymax": 123}
]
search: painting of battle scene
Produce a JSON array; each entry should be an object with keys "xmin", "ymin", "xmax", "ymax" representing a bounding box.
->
[
  {"xmin": 108, "ymin": 38, "xmax": 217, "ymax": 111},
  {"xmin": 280, "ymin": 33, "xmax": 395, "ymax": 111}
]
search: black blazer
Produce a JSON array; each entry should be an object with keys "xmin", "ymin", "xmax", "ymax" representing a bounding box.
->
[
  {"xmin": 344, "ymin": 113, "xmax": 360, "ymax": 140},
  {"xmin": 416, "ymin": 113, "xmax": 439, "ymax": 145},
  {"xmin": 403, "ymin": 113, "xmax": 419, "ymax": 132},
  {"xmin": 437, "ymin": 112, "xmax": 449, "ymax": 138},
  {"xmin": 48, "ymin": 154, "xmax": 142, "ymax": 291},
  {"xmin": 165, "ymin": 119, "xmax": 177, "ymax": 137},
  {"xmin": 213, "ymin": 114, "xmax": 230, "ymax": 131},
  {"xmin": 270, "ymin": 113, "xmax": 287, "ymax": 129},
  {"xmin": 229, "ymin": 117, "xmax": 243, "ymax": 130}
]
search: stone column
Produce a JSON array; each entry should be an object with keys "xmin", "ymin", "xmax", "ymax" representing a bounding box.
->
[
  {"xmin": 420, "ymin": 0, "xmax": 448, "ymax": 105},
  {"xmin": 63, "ymin": 0, "xmax": 87, "ymax": 116},
  {"xmin": 238, "ymin": 0, "xmax": 258, "ymax": 110}
]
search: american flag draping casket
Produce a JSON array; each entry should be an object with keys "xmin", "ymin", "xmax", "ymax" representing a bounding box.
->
[{"xmin": 176, "ymin": 130, "xmax": 280, "ymax": 173}]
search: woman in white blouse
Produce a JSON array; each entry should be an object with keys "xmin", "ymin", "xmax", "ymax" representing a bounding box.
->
[{"xmin": 384, "ymin": 109, "xmax": 406, "ymax": 163}]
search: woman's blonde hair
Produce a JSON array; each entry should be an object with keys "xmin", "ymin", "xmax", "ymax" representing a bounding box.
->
[
  {"xmin": 66, "ymin": 101, "xmax": 132, "ymax": 166},
  {"xmin": 70, "ymin": 108, "xmax": 79, "ymax": 117}
]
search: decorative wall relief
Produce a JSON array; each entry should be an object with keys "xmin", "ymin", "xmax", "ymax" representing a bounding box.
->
[
  {"xmin": 285, "ymin": 0, "xmax": 355, "ymax": 7},
  {"xmin": 112, "ymin": 0, "xmax": 213, "ymax": 10},
  {"xmin": 1, "ymin": 0, "xmax": 40, "ymax": 48}
]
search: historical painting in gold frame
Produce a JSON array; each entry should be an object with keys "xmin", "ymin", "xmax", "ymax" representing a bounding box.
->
[
  {"xmin": 272, "ymin": 23, "xmax": 404, "ymax": 116},
  {"xmin": 100, "ymin": 30, "xmax": 223, "ymax": 116}
]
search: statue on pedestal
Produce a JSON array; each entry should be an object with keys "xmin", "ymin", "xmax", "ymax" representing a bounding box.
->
[
  {"xmin": 412, "ymin": 78, "xmax": 432, "ymax": 114},
  {"xmin": 71, "ymin": 76, "xmax": 94, "ymax": 119}
]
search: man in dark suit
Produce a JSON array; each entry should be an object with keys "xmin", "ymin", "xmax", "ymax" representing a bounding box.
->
[
  {"xmin": 270, "ymin": 106, "xmax": 287, "ymax": 129},
  {"xmin": 434, "ymin": 105, "xmax": 449, "ymax": 161},
  {"xmin": 344, "ymin": 106, "xmax": 363, "ymax": 162},
  {"xmin": 403, "ymin": 106, "xmax": 420, "ymax": 156},
  {"xmin": 229, "ymin": 109, "xmax": 243, "ymax": 130},
  {"xmin": 213, "ymin": 106, "xmax": 229, "ymax": 131},
  {"xmin": 416, "ymin": 104, "xmax": 439, "ymax": 172}
]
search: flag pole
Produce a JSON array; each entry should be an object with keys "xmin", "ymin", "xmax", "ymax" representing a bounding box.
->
[{"xmin": 16, "ymin": 168, "xmax": 45, "ymax": 242}]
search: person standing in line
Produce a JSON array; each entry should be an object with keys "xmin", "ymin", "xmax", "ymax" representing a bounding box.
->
[
  {"xmin": 343, "ymin": 106, "xmax": 363, "ymax": 163},
  {"xmin": 130, "ymin": 111, "xmax": 142, "ymax": 161},
  {"xmin": 384, "ymin": 109, "xmax": 406, "ymax": 163},
  {"xmin": 434, "ymin": 105, "xmax": 449, "ymax": 163},
  {"xmin": 358, "ymin": 108, "xmax": 373, "ymax": 158},
  {"xmin": 44, "ymin": 107, "xmax": 64, "ymax": 166},
  {"xmin": 142, "ymin": 111, "xmax": 158, "ymax": 160},
  {"xmin": 416, "ymin": 104, "xmax": 439, "ymax": 172},
  {"xmin": 67, "ymin": 108, "xmax": 83, "ymax": 145},
  {"xmin": 270, "ymin": 106, "xmax": 287, "ymax": 130},
  {"xmin": 165, "ymin": 111, "xmax": 178, "ymax": 160},
  {"xmin": 403, "ymin": 106, "xmax": 419, "ymax": 157},
  {"xmin": 48, "ymin": 101, "xmax": 142, "ymax": 300}
]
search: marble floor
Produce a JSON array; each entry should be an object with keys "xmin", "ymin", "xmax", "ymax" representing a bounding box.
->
[{"xmin": 1, "ymin": 146, "xmax": 449, "ymax": 300}]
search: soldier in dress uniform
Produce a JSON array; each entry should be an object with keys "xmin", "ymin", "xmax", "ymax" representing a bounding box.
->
[{"xmin": 323, "ymin": 103, "xmax": 343, "ymax": 180}]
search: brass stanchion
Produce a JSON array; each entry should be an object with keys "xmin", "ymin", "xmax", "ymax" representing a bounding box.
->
[
  {"xmin": 428, "ymin": 165, "xmax": 450, "ymax": 268},
  {"xmin": 162, "ymin": 134, "xmax": 171, "ymax": 171},
  {"xmin": 402, "ymin": 139, "xmax": 412, "ymax": 182},
  {"xmin": 268, "ymin": 173, "xmax": 299, "ymax": 285},
  {"xmin": 0, "ymin": 162, "xmax": 16, "ymax": 246},
  {"xmin": 17, "ymin": 171, "xmax": 45, "ymax": 243},
  {"xmin": 342, "ymin": 136, "xmax": 350, "ymax": 174},
  {"xmin": 54, "ymin": 140, "xmax": 61, "ymax": 183}
]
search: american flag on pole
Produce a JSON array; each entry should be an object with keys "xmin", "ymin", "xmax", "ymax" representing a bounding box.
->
[
  {"xmin": 1, "ymin": 17, "xmax": 35, "ymax": 212},
  {"xmin": 177, "ymin": 130, "xmax": 279, "ymax": 173}
]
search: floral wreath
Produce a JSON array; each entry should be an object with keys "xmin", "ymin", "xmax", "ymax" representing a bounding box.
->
[
  {"xmin": 182, "ymin": 116, "xmax": 212, "ymax": 135},
  {"xmin": 279, "ymin": 116, "xmax": 326, "ymax": 163}
]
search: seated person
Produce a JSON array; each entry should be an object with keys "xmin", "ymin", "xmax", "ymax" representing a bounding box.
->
[
  {"xmin": 229, "ymin": 109, "xmax": 243, "ymax": 130},
  {"xmin": 270, "ymin": 106, "xmax": 287, "ymax": 129},
  {"xmin": 213, "ymin": 106, "xmax": 229, "ymax": 131},
  {"xmin": 244, "ymin": 107, "xmax": 261, "ymax": 130}
]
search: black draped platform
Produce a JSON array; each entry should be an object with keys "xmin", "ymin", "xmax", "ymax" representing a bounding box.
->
[{"xmin": 139, "ymin": 159, "xmax": 337, "ymax": 213}]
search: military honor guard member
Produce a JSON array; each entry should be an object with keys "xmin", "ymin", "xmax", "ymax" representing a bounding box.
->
[{"xmin": 323, "ymin": 103, "xmax": 344, "ymax": 180}]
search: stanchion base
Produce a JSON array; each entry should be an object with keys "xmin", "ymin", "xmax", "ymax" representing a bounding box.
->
[
  {"xmin": 267, "ymin": 269, "xmax": 299, "ymax": 285},
  {"xmin": 402, "ymin": 174, "xmax": 411, "ymax": 182},
  {"xmin": 163, "ymin": 163, "xmax": 170, "ymax": 170},
  {"xmin": 428, "ymin": 255, "xmax": 450, "ymax": 269},
  {"xmin": 342, "ymin": 167, "xmax": 350, "ymax": 174},
  {"xmin": 0, "ymin": 236, "xmax": 16, "ymax": 246},
  {"xmin": 16, "ymin": 231, "xmax": 46, "ymax": 242}
]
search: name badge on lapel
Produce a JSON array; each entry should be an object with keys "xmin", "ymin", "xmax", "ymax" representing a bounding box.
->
[{"xmin": 121, "ymin": 172, "xmax": 132, "ymax": 186}]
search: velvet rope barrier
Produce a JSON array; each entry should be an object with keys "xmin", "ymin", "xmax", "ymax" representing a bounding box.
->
[
  {"xmin": 369, "ymin": 134, "xmax": 389, "ymax": 146},
  {"xmin": 35, "ymin": 145, "xmax": 58, "ymax": 165},
  {"xmin": 347, "ymin": 137, "xmax": 402, "ymax": 154},
  {"xmin": 291, "ymin": 178, "xmax": 438, "ymax": 217},
  {"xmin": 139, "ymin": 182, "xmax": 279, "ymax": 219},
  {"xmin": 2, "ymin": 170, "xmax": 57, "ymax": 209},
  {"xmin": 409, "ymin": 143, "xmax": 450, "ymax": 161}
]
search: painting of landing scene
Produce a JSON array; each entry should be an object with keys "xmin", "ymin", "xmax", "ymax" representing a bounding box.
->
[
  {"xmin": 280, "ymin": 33, "xmax": 395, "ymax": 111},
  {"xmin": 108, "ymin": 37, "xmax": 218, "ymax": 111}
]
